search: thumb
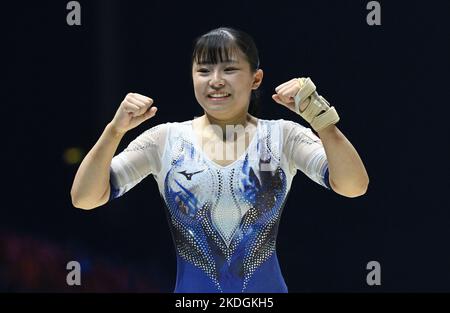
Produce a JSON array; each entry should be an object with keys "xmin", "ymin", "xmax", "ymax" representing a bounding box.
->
[
  {"xmin": 137, "ymin": 106, "xmax": 158, "ymax": 123},
  {"xmin": 272, "ymin": 94, "xmax": 284, "ymax": 105}
]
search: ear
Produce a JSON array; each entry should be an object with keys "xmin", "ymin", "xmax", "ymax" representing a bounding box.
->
[{"xmin": 252, "ymin": 69, "xmax": 264, "ymax": 90}]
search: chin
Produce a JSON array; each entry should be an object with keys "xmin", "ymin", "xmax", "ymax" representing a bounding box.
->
[
  {"xmin": 207, "ymin": 106, "xmax": 228, "ymax": 112},
  {"xmin": 202, "ymin": 102, "xmax": 230, "ymax": 111}
]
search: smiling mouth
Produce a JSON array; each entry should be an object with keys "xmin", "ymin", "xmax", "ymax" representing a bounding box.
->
[{"xmin": 207, "ymin": 93, "xmax": 231, "ymax": 100}]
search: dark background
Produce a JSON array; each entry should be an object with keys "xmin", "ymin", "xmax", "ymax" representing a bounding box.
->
[{"xmin": 2, "ymin": 0, "xmax": 449, "ymax": 292}]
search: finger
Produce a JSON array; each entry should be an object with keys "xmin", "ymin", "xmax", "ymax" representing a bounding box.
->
[
  {"xmin": 275, "ymin": 79, "xmax": 297, "ymax": 93},
  {"xmin": 274, "ymin": 81, "xmax": 291, "ymax": 93},
  {"xmin": 135, "ymin": 106, "xmax": 158, "ymax": 123},
  {"xmin": 284, "ymin": 83, "xmax": 301, "ymax": 99},
  {"xmin": 277, "ymin": 80, "xmax": 297, "ymax": 95},
  {"xmin": 276, "ymin": 91, "xmax": 292, "ymax": 104},
  {"xmin": 275, "ymin": 78, "xmax": 297, "ymax": 93},
  {"xmin": 272, "ymin": 94, "xmax": 286, "ymax": 105},
  {"xmin": 277, "ymin": 82, "xmax": 300, "ymax": 103},
  {"xmin": 127, "ymin": 95, "xmax": 146, "ymax": 108},
  {"xmin": 273, "ymin": 95, "xmax": 296, "ymax": 113},
  {"xmin": 132, "ymin": 93, "xmax": 153, "ymax": 105},
  {"xmin": 123, "ymin": 102, "xmax": 140, "ymax": 112},
  {"xmin": 126, "ymin": 98, "xmax": 150, "ymax": 117},
  {"xmin": 284, "ymin": 82, "xmax": 311, "ymax": 110},
  {"xmin": 146, "ymin": 106, "xmax": 158, "ymax": 117}
]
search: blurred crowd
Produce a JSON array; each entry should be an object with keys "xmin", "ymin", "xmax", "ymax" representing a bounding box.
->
[{"xmin": 0, "ymin": 231, "xmax": 163, "ymax": 292}]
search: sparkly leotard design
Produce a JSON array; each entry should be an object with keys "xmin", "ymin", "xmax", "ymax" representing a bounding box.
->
[{"xmin": 109, "ymin": 118, "xmax": 330, "ymax": 292}]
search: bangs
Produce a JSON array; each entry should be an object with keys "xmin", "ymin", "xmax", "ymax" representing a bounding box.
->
[{"xmin": 192, "ymin": 31, "xmax": 240, "ymax": 65}]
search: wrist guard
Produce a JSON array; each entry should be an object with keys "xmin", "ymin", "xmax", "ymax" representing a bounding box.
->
[{"xmin": 294, "ymin": 77, "xmax": 340, "ymax": 132}]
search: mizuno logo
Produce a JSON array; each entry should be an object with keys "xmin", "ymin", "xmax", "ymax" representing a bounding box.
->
[{"xmin": 178, "ymin": 169, "xmax": 206, "ymax": 180}]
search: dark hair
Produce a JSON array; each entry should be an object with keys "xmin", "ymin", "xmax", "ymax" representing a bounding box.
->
[{"xmin": 191, "ymin": 27, "xmax": 261, "ymax": 117}]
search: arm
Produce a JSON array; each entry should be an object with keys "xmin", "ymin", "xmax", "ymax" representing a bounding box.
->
[
  {"xmin": 70, "ymin": 123, "xmax": 125, "ymax": 209},
  {"xmin": 70, "ymin": 92, "xmax": 157, "ymax": 210},
  {"xmin": 317, "ymin": 124, "xmax": 369, "ymax": 197},
  {"xmin": 273, "ymin": 77, "xmax": 369, "ymax": 197}
]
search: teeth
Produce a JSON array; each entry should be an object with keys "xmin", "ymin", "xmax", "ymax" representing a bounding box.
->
[{"xmin": 209, "ymin": 93, "xmax": 229, "ymax": 98}]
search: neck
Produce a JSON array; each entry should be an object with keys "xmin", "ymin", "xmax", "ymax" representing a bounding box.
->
[
  {"xmin": 203, "ymin": 112, "xmax": 252, "ymax": 131},
  {"xmin": 197, "ymin": 112, "xmax": 255, "ymax": 142}
]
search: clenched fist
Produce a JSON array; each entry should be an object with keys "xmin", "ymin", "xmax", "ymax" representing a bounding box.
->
[
  {"xmin": 272, "ymin": 78, "xmax": 311, "ymax": 113},
  {"xmin": 110, "ymin": 93, "xmax": 158, "ymax": 134}
]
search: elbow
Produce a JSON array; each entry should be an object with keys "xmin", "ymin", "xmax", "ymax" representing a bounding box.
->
[
  {"xmin": 70, "ymin": 190, "xmax": 98, "ymax": 211},
  {"xmin": 330, "ymin": 178, "xmax": 369, "ymax": 198},
  {"xmin": 342, "ymin": 184, "xmax": 368, "ymax": 198},
  {"xmin": 72, "ymin": 201, "xmax": 97, "ymax": 210},
  {"xmin": 71, "ymin": 197, "xmax": 93, "ymax": 210},
  {"xmin": 70, "ymin": 184, "xmax": 110, "ymax": 210}
]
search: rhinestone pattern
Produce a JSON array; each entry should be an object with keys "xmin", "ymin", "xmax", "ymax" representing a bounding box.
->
[
  {"xmin": 163, "ymin": 120, "xmax": 288, "ymax": 292},
  {"xmin": 109, "ymin": 118, "xmax": 331, "ymax": 292}
]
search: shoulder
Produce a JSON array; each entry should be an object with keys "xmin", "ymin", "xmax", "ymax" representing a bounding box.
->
[
  {"xmin": 133, "ymin": 120, "xmax": 192, "ymax": 143},
  {"xmin": 262, "ymin": 119, "xmax": 320, "ymax": 147},
  {"xmin": 126, "ymin": 121, "xmax": 175, "ymax": 151},
  {"xmin": 137, "ymin": 121, "xmax": 171, "ymax": 139},
  {"xmin": 258, "ymin": 118, "xmax": 310, "ymax": 134},
  {"xmin": 138, "ymin": 120, "xmax": 190, "ymax": 137}
]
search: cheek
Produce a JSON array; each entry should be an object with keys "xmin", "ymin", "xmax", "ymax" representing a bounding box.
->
[
  {"xmin": 193, "ymin": 82, "xmax": 206, "ymax": 101},
  {"xmin": 233, "ymin": 79, "xmax": 253, "ymax": 96},
  {"xmin": 192, "ymin": 80, "xmax": 201, "ymax": 94},
  {"xmin": 193, "ymin": 77, "xmax": 206, "ymax": 89},
  {"xmin": 233, "ymin": 75, "xmax": 253, "ymax": 89}
]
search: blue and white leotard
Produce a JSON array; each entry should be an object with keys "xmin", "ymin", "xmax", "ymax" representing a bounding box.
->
[{"xmin": 108, "ymin": 118, "xmax": 331, "ymax": 293}]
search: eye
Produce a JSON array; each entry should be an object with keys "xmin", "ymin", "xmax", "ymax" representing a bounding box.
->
[
  {"xmin": 197, "ymin": 68, "xmax": 210, "ymax": 73},
  {"xmin": 225, "ymin": 67, "xmax": 238, "ymax": 71}
]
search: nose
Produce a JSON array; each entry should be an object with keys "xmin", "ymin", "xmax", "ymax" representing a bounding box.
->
[{"xmin": 209, "ymin": 71, "xmax": 225, "ymax": 89}]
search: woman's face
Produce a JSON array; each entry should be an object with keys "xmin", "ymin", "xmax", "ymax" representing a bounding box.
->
[{"xmin": 192, "ymin": 49, "xmax": 263, "ymax": 119}]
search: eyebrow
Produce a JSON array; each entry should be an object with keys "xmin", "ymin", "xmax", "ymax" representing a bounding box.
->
[{"xmin": 196, "ymin": 60, "xmax": 239, "ymax": 65}]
